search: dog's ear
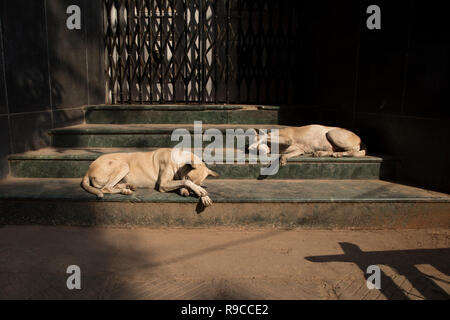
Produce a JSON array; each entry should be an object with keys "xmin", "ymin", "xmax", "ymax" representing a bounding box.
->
[
  {"xmin": 189, "ymin": 163, "xmax": 201, "ymax": 169},
  {"xmin": 208, "ymin": 169, "xmax": 219, "ymax": 177},
  {"xmin": 189, "ymin": 153, "xmax": 202, "ymax": 168}
]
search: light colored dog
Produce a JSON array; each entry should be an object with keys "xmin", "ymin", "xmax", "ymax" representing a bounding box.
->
[
  {"xmin": 249, "ymin": 124, "xmax": 366, "ymax": 166},
  {"xmin": 81, "ymin": 148, "xmax": 219, "ymax": 207}
]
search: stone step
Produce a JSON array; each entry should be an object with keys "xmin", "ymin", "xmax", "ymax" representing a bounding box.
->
[
  {"xmin": 0, "ymin": 178, "xmax": 448, "ymax": 228},
  {"xmin": 50, "ymin": 124, "xmax": 286, "ymax": 148},
  {"xmin": 85, "ymin": 104, "xmax": 280, "ymax": 124},
  {"xmin": 8, "ymin": 148, "xmax": 396, "ymax": 180}
]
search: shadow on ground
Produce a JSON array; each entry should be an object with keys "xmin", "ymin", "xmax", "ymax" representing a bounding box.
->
[
  {"xmin": 306, "ymin": 242, "xmax": 450, "ymax": 300},
  {"xmin": 0, "ymin": 225, "xmax": 287, "ymax": 299}
]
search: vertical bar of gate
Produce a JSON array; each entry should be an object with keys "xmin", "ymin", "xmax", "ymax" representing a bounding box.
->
[
  {"xmin": 144, "ymin": 0, "xmax": 149, "ymax": 103},
  {"xmin": 199, "ymin": 0, "xmax": 204, "ymax": 103},
  {"xmin": 184, "ymin": 2, "xmax": 189, "ymax": 103},
  {"xmin": 149, "ymin": 0, "xmax": 154, "ymax": 103},
  {"xmin": 225, "ymin": 0, "xmax": 231, "ymax": 104},
  {"xmin": 237, "ymin": 0, "xmax": 243, "ymax": 103},
  {"xmin": 256, "ymin": 0, "xmax": 263, "ymax": 104},
  {"xmin": 126, "ymin": 0, "xmax": 132, "ymax": 103},
  {"xmin": 137, "ymin": 0, "xmax": 143, "ymax": 104},
  {"xmin": 213, "ymin": 0, "xmax": 218, "ymax": 104},
  {"xmin": 247, "ymin": 0, "xmax": 252, "ymax": 103},
  {"xmin": 105, "ymin": 1, "xmax": 114, "ymax": 103},
  {"xmin": 170, "ymin": 0, "xmax": 176, "ymax": 103},
  {"xmin": 159, "ymin": 0, "xmax": 165, "ymax": 104},
  {"xmin": 115, "ymin": 1, "xmax": 123, "ymax": 103},
  {"xmin": 184, "ymin": 0, "xmax": 188, "ymax": 102}
]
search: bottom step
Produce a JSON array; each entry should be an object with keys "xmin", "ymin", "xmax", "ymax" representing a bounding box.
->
[{"xmin": 0, "ymin": 178, "xmax": 449, "ymax": 229}]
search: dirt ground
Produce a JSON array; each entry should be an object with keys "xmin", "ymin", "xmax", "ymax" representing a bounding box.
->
[{"xmin": 0, "ymin": 226, "xmax": 448, "ymax": 300}]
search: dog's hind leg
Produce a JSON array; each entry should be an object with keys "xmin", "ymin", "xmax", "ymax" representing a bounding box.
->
[
  {"xmin": 333, "ymin": 150, "xmax": 366, "ymax": 158},
  {"xmin": 325, "ymin": 129, "xmax": 366, "ymax": 157},
  {"xmin": 108, "ymin": 183, "xmax": 135, "ymax": 195},
  {"xmin": 100, "ymin": 164, "xmax": 132, "ymax": 195},
  {"xmin": 312, "ymin": 150, "xmax": 334, "ymax": 157},
  {"xmin": 313, "ymin": 150, "xmax": 364, "ymax": 158}
]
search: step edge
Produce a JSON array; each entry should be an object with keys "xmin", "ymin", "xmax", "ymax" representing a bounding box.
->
[
  {"xmin": 49, "ymin": 125, "xmax": 288, "ymax": 135},
  {"xmin": 85, "ymin": 104, "xmax": 281, "ymax": 111},
  {"xmin": 8, "ymin": 155, "xmax": 391, "ymax": 163},
  {"xmin": 1, "ymin": 196, "xmax": 449, "ymax": 203}
]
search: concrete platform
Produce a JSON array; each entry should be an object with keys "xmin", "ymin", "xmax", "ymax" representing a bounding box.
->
[
  {"xmin": 0, "ymin": 178, "xmax": 448, "ymax": 228},
  {"xmin": 8, "ymin": 147, "xmax": 396, "ymax": 179}
]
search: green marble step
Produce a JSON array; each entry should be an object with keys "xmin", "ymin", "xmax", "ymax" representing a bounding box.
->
[
  {"xmin": 85, "ymin": 105, "xmax": 280, "ymax": 124},
  {"xmin": 50, "ymin": 124, "xmax": 287, "ymax": 148},
  {"xmin": 8, "ymin": 148, "xmax": 396, "ymax": 180},
  {"xmin": 0, "ymin": 178, "xmax": 448, "ymax": 228}
]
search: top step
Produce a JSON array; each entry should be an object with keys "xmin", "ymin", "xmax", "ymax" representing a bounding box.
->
[{"xmin": 85, "ymin": 104, "xmax": 280, "ymax": 124}]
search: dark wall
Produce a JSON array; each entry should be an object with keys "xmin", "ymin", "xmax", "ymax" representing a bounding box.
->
[
  {"xmin": 0, "ymin": 0, "xmax": 105, "ymax": 178},
  {"xmin": 289, "ymin": 0, "xmax": 449, "ymax": 193}
]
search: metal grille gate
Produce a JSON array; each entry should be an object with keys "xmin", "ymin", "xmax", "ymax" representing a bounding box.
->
[{"xmin": 104, "ymin": 0, "xmax": 300, "ymax": 104}]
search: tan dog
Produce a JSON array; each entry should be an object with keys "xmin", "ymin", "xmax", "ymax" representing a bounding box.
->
[
  {"xmin": 249, "ymin": 124, "xmax": 366, "ymax": 166},
  {"xmin": 81, "ymin": 148, "xmax": 219, "ymax": 206}
]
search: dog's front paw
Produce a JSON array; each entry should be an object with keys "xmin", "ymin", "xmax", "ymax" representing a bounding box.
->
[
  {"xmin": 201, "ymin": 195, "xmax": 213, "ymax": 207},
  {"xmin": 126, "ymin": 184, "xmax": 137, "ymax": 191},
  {"xmin": 121, "ymin": 189, "xmax": 134, "ymax": 195},
  {"xmin": 280, "ymin": 156, "xmax": 287, "ymax": 166},
  {"xmin": 248, "ymin": 143, "xmax": 258, "ymax": 152},
  {"xmin": 258, "ymin": 144, "xmax": 270, "ymax": 155},
  {"xmin": 180, "ymin": 187, "xmax": 190, "ymax": 197},
  {"xmin": 198, "ymin": 188, "xmax": 209, "ymax": 198}
]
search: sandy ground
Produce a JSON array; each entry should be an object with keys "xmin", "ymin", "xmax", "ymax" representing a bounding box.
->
[{"xmin": 0, "ymin": 226, "xmax": 448, "ymax": 300}]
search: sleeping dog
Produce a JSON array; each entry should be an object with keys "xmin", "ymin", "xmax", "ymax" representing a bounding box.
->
[
  {"xmin": 249, "ymin": 124, "xmax": 366, "ymax": 166},
  {"xmin": 81, "ymin": 148, "xmax": 219, "ymax": 207}
]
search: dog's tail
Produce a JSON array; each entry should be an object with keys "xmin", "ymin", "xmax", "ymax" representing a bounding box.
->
[{"xmin": 81, "ymin": 173, "xmax": 103, "ymax": 199}]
